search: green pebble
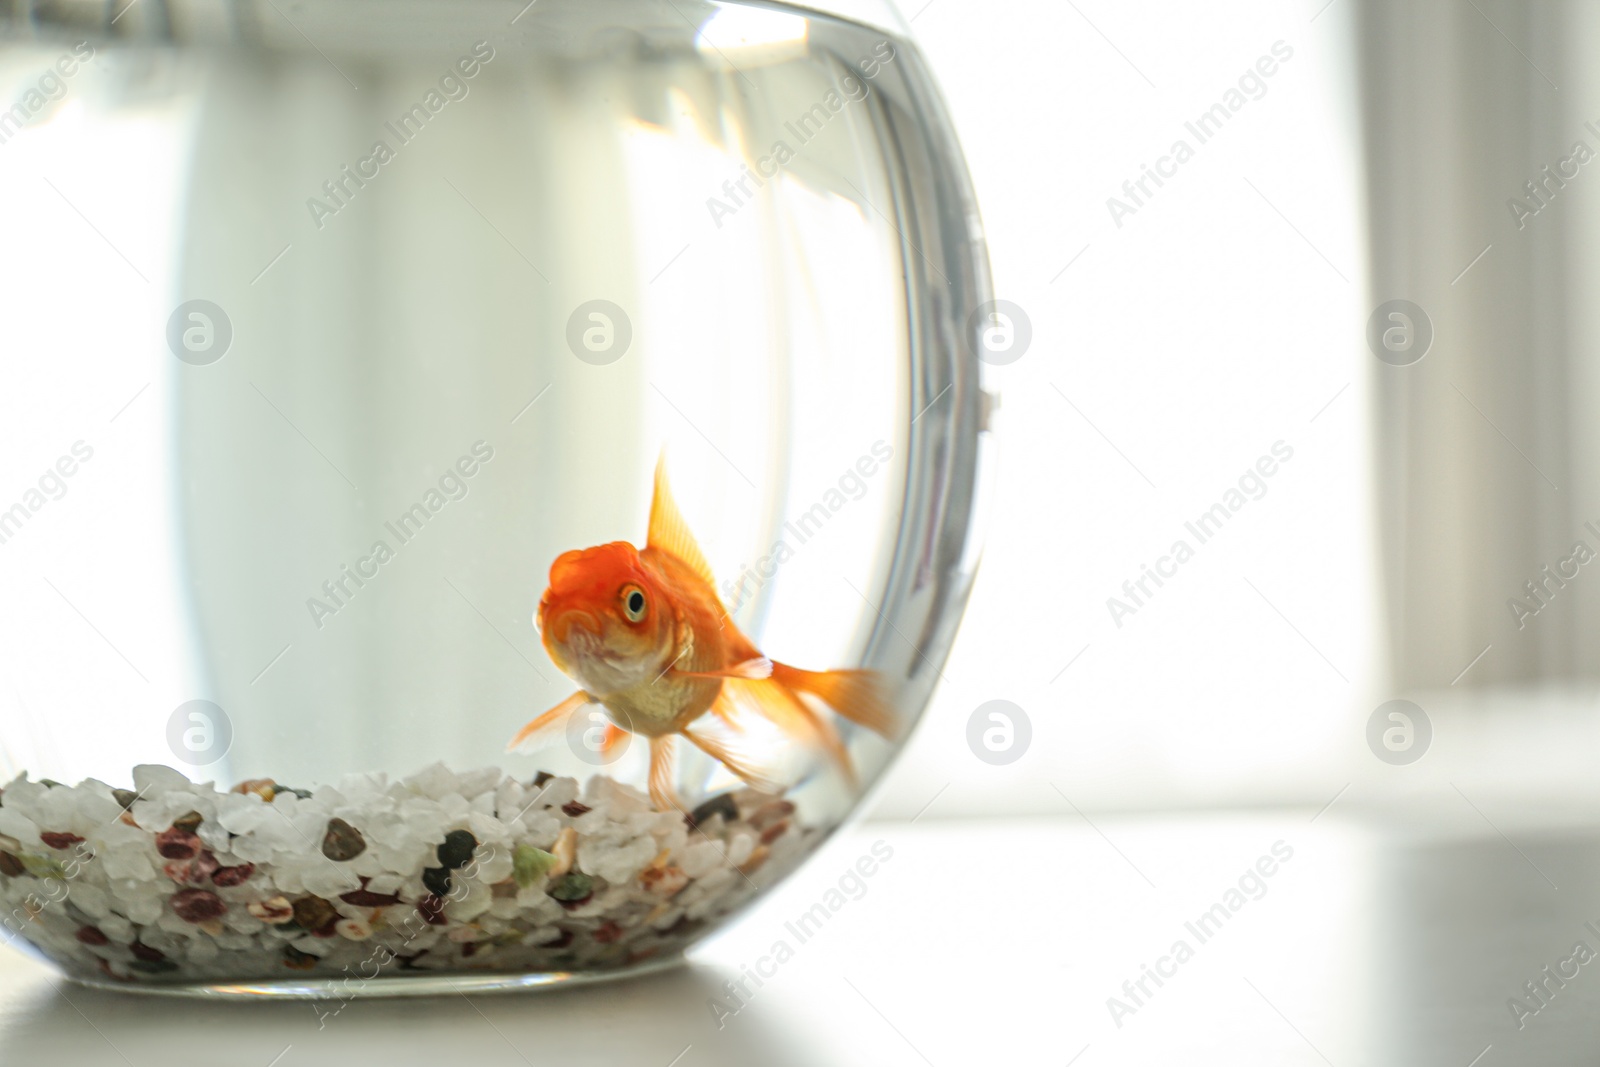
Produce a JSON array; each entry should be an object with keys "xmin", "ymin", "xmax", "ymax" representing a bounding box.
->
[
  {"xmin": 549, "ymin": 872, "xmax": 593, "ymax": 902},
  {"xmin": 20, "ymin": 854, "xmax": 66, "ymax": 880},
  {"xmin": 512, "ymin": 845, "xmax": 556, "ymax": 889}
]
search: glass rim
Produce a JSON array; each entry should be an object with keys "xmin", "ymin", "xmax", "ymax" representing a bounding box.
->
[{"xmin": 749, "ymin": 0, "xmax": 911, "ymax": 37}]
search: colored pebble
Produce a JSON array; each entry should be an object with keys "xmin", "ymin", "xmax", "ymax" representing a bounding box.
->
[
  {"xmin": 75, "ymin": 925, "xmax": 108, "ymax": 946},
  {"xmin": 321, "ymin": 818, "xmax": 367, "ymax": 861},
  {"xmin": 748, "ymin": 800, "xmax": 795, "ymax": 831},
  {"xmin": 335, "ymin": 918, "xmax": 372, "ymax": 941},
  {"xmin": 155, "ymin": 827, "xmax": 201, "ymax": 860},
  {"xmin": 172, "ymin": 811, "xmax": 204, "ymax": 833},
  {"xmin": 0, "ymin": 853, "xmax": 23, "ymax": 878},
  {"xmin": 687, "ymin": 793, "xmax": 739, "ymax": 829},
  {"xmin": 512, "ymin": 844, "xmax": 557, "ymax": 889},
  {"xmin": 437, "ymin": 829, "xmax": 477, "ymax": 870},
  {"xmin": 550, "ymin": 827, "xmax": 578, "ymax": 878},
  {"xmin": 246, "ymin": 896, "xmax": 294, "ymax": 924},
  {"xmin": 110, "ymin": 789, "xmax": 139, "ymax": 809},
  {"xmin": 292, "ymin": 895, "xmax": 338, "ymax": 932},
  {"xmin": 417, "ymin": 895, "xmax": 448, "ymax": 926},
  {"xmin": 282, "ymin": 945, "xmax": 318, "ymax": 970},
  {"xmin": 531, "ymin": 771, "xmax": 554, "ymax": 788},
  {"xmin": 550, "ymin": 872, "xmax": 594, "ymax": 904},
  {"xmin": 170, "ymin": 889, "xmax": 227, "ymax": 923},
  {"xmin": 211, "ymin": 862, "xmax": 255, "ymax": 887},
  {"xmin": 129, "ymin": 942, "xmax": 166, "ymax": 962},
  {"xmin": 738, "ymin": 844, "xmax": 771, "ymax": 876},
  {"xmin": 422, "ymin": 866, "xmax": 452, "ymax": 897},
  {"xmin": 130, "ymin": 958, "xmax": 179, "ymax": 974},
  {"xmin": 561, "ymin": 801, "xmax": 591, "ymax": 818},
  {"xmin": 39, "ymin": 832, "xmax": 83, "ymax": 851},
  {"xmin": 340, "ymin": 879, "xmax": 401, "ymax": 907}
]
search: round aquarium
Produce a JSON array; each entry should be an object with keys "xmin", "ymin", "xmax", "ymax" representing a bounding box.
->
[{"xmin": 0, "ymin": 0, "xmax": 993, "ymax": 996}]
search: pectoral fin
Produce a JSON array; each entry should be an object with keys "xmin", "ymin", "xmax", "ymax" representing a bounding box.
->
[{"xmin": 506, "ymin": 690, "xmax": 593, "ymax": 754}]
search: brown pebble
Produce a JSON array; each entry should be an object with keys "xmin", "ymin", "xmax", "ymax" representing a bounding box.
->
[
  {"xmin": 75, "ymin": 925, "xmax": 109, "ymax": 946},
  {"xmin": 233, "ymin": 778, "xmax": 276, "ymax": 800},
  {"xmin": 165, "ymin": 850, "xmax": 219, "ymax": 886},
  {"xmin": 321, "ymin": 818, "xmax": 367, "ymax": 861},
  {"xmin": 247, "ymin": 896, "xmax": 294, "ymax": 924},
  {"xmin": 532, "ymin": 771, "xmax": 554, "ymax": 788},
  {"xmin": 418, "ymin": 895, "xmax": 448, "ymax": 926},
  {"xmin": 639, "ymin": 865, "xmax": 689, "ymax": 897},
  {"xmin": 737, "ymin": 844, "xmax": 770, "ymax": 876},
  {"xmin": 211, "ymin": 863, "xmax": 255, "ymax": 887},
  {"xmin": 129, "ymin": 942, "xmax": 166, "ymax": 963},
  {"xmin": 594, "ymin": 920, "xmax": 624, "ymax": 944},
  {"xmin": 759, "ymin": 819, "xmax": 789, "ymax": 845},
  {"xmin": 110, "ymin": 789, "xmax": 139, "ymax": 810},
  {"xmin": 282, "ymin": 945, "xmax": 318, "ymax": 971},
  {"xmin": 561, "ymin": 801, "xmax": 591, "ymax": 818},
  {"xmin": 172, "ymin": 811, "xmax": 204, "ymax": 833},
  {"xmin": 155, "ymin": 827, "xmax": 201, "ymax": 860},
  {"xmin": 39, "ymin": 832, "xmax": 83, "ymax": 851},
  {"xmin": 340, "ymin": 878, "xmax": 401, "ymax": 908},
  {"xmin": 171, "ymin": 888, "xmax": 227, "ymax": 923},
  {"xmin": 0, "ymin": 852, "xmax": 24, "ymax": 878},
  {"xmin": 748, "ymin": 800, "xmax": 795, "ymax": 832},
  {"xmin": 292, "ymin": 895, "xmax": 338, "ymax": 932}
]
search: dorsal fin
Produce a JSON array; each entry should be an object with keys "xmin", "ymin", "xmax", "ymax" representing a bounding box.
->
[{"xmin": 646, "ymin": 452, "xmax": 718, "ymax": 588}]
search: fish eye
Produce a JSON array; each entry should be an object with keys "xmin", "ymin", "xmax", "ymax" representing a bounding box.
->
[{"xmin": 621, "ymin": 585, "xmax": 647, "ymax": 622}]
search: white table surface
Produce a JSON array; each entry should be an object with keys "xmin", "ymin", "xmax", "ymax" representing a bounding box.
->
[{"xmin": 0, "ymin": 810, "xmax": 1591, "ymax": 1066}]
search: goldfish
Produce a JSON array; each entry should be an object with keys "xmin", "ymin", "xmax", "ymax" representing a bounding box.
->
[{"xmin": 507, "ymin": 456, "xmax": 896, "ymax": 812}]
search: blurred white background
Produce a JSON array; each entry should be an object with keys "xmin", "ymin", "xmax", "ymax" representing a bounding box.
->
[{"xmin": 871, "ymin": 0, "xmax": 1384, "ymax": 817}]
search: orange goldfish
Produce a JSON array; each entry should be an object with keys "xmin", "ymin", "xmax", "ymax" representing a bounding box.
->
[{"xmin": 507, "ymin": 456, "xmax": 896, "ymax": 812}]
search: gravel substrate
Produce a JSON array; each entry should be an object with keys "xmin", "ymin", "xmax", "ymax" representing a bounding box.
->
[{"xmin": 0, "ymin": 764, "xmax": 812, "ymax": 988}]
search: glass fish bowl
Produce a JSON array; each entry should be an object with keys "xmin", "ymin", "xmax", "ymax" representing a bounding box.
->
[{"xmin": 0, "ymin": 0, "xmax": 993, "ymax": 996}]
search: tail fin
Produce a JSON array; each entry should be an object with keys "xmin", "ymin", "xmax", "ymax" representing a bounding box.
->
[{"xmin": 770, "ymin": 664, "xmax": 898, "ymax": 740}]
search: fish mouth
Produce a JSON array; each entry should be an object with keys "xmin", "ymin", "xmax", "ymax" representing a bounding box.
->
[{"xmin": 551, "ymin": 609, "xmax": 602, "ymax": 646}]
